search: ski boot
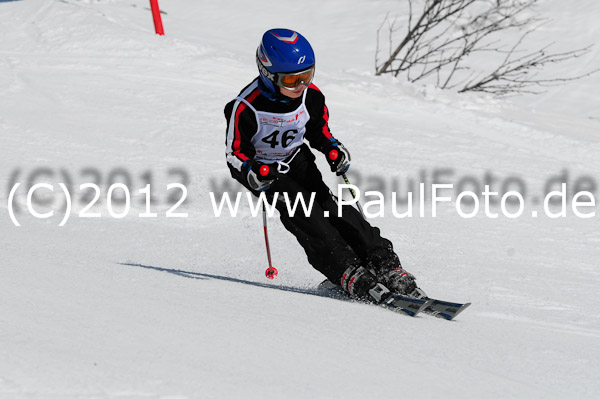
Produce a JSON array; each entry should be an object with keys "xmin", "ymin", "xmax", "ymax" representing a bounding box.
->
[
  {"xmin": 363, "ymin": 248, "xmax": 427, "ymax": 298},
  {"xmin": 379, "ymin": 267, "xmax": 428, "ymax": 299},
  {"xmin": 341, "ymin": 265, "xmax": 391, "ymax": 304}
]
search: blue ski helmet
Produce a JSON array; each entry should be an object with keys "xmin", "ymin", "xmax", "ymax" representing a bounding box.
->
[{"xmin": 256, "ymin": 28, "xmax": 315, "ymax": 98}]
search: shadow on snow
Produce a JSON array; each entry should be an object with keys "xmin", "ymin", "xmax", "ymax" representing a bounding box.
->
[{"xmin": 118, "ymin": 262, "xmax": 342, "ymax": 300}]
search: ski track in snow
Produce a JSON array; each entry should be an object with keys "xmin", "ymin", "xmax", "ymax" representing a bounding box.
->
[{"xmin": 1, "ymin": 0, "xmax": 599, "ymax": 398}]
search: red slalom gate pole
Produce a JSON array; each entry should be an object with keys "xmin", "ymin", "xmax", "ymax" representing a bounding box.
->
[{"xmin": 149, "ymin": 0, "xmax": 164, "ymax": 35}]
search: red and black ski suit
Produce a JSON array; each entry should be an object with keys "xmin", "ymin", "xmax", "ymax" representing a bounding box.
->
[{"xmin": 224, "ymin": 78, "xmax": 400, "ymax": 284}]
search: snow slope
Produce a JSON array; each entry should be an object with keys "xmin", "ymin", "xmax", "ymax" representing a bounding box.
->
[{"xmin": 1, "ymin": 0, "xmax": 599, "ymax": 398}]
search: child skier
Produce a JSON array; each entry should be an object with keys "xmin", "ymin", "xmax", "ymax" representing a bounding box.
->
[{"xmin": 224, "ymin": 28, "xmax": 421, "ymax": 303}]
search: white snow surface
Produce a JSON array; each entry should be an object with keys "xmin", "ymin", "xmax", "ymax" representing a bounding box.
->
[{"xmin": 1, "ymin": 0, "xmax": 599, "ymax": 398}]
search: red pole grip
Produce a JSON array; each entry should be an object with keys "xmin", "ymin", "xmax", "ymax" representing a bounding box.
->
[
  {"xmin": 259, "ymin": 165, "xmax": 270, "ymax": 177},
  {"xmin": 149, "ymin": 0, "xmax": 165, "ymax": 35},
  {"xmin": 329, "ymin": 149, "xmax": 339, "ymax": 161}
]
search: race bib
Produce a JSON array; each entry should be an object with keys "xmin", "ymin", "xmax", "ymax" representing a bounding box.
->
[{"xmin": 249, "ymin": 93, "xmax": 310, "ymax": 162}]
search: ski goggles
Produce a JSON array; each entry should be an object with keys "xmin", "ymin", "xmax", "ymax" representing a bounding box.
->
[{"xmin": 276, "ymin": 67, "xmax": 315, "ymax": 90}]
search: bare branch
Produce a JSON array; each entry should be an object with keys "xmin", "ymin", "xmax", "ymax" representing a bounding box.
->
[{"xmin": 374, "ymin": 0, "xmax": 598, "ymax": 96}]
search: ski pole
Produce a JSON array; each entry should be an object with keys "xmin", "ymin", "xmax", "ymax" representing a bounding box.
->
[
  {"xmin": 258, "ymin": 164, "xmax": 278, "ymax": 279},
  {"xmin": 341, "ymin": 172, "xmax": 365, "ymax": 218},
  {"xmin": 328, "ymin": 149, "xmax": 365, "ymax": 218},
  {"xmin": 263, "ymin": 203, "xmax": 278, "ymax": 279}
]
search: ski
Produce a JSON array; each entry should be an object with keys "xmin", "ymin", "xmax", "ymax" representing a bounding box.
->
[
  {"xmin": 421, "ymin": 298, "xmax": 471, "ymax": 321},
  {"xmin": 318, "ymin": 279, "xmax": 470, "ymax": 320},
  {"xmin": 317, "ymin": 280, "xmax": 432, "ymax": 317},
  {"xmin": 406, "ymin": 287, "xmax": 471, "ymax": 320},
  {"xmin": 382, "ymin": 294, "xmax": 433, "ymax": 317}
]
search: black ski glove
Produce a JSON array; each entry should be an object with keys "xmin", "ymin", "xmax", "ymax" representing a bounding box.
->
[
  {"xmin": 243, "ymin": 160, "xmax": 280, "ymax": 191},
  {"xmin": 324, "ymin": 138, "xmax": 351, "ymax": 175}
]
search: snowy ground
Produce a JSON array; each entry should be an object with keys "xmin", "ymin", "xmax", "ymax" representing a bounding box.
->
[{"xmin": 1, "ymin": 0, "xmax": 599, "ymax": 398}]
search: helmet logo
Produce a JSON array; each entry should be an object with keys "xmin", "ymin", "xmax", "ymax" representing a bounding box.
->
[
  {"xmin": 258, "ymin": 62, "xmax": 275, "ymax": 81},
  {"xmin": 297, "ymin": 55, "xmax": 306, "ymax": 64}
]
